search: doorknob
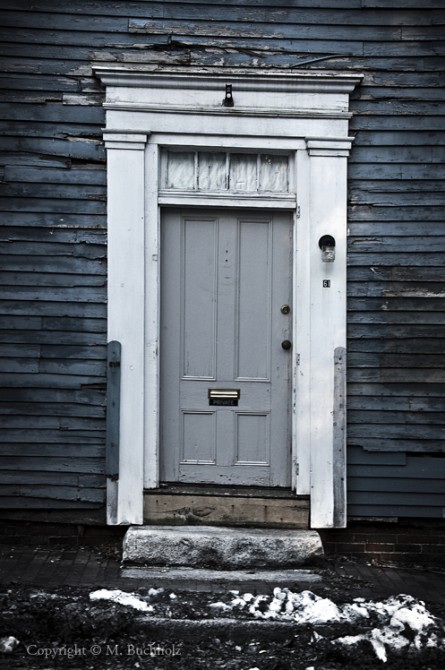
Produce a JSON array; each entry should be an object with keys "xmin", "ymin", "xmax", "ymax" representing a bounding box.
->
[{"xmin": 281, "ymin": 340, "xmax": 292, "ymax": 350}]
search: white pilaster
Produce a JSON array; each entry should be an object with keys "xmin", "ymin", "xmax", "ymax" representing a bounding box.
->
[
  {"xmin": 105, "ymin": 131, "xmax": 148, "ymax": 525},
  {"xmin": 305, "ymin": 137, "xmax": 352, "ymax": 529}
]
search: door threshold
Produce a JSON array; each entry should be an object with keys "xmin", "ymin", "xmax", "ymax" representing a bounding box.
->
[
  {"xmin": 155, "ymin": 483, "xmax": 306, "ymax": 500},
  {"xmin": 143, "ymin": 486, "xmax": 310, "ymax": 529}
]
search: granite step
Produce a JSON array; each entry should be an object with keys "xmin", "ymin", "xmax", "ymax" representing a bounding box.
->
[{"xmin": 122, "ymin": 525, "xmax": 324, "ymax": 571}]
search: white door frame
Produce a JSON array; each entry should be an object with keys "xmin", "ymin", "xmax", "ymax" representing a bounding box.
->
[{"xmin": 94, "ymin": 66, "xmax": 362, "ymax": 528}]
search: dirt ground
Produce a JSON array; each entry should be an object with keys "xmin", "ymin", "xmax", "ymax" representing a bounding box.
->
[{"xmin": 1, "ymin": 569, "xmax": 445, "ymax": 670}]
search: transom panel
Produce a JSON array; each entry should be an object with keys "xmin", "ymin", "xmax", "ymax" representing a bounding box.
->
[{"xmin": 160, "ymin": 149, "xmax": 291, "ymax": 194}]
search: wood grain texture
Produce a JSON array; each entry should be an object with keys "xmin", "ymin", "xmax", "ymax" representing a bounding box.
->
[{"xmin": 143, "ymin": 492, "xmax": 310, "ymax": 529}]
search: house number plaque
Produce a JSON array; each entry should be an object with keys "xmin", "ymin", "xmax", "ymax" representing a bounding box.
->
[{"xmin": 208, "ymin": 389, "xmax": 240, "ymax": 406}]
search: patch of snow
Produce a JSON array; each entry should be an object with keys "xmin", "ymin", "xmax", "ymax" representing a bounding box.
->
[
  {"xmin": 342, "ymin": 601, "xmax": 370, "ymax": 620},
  {"xmin": 390, "ymin": 602, "xmax": 436, "ymax": 632},
  {"xmin": 426, "ymin": 632, "xmax": 441, "ymax": 648},
  {"xmin": 231, "ymin": 596, "xmax": 247, "ymax": 609},
  {"xmin": 148, "ymin": 587, "xmax": 164, "ymax": 597},
  {"xmin": 229, "ymin": 589, "xmax": 343, "ymax": 624},
  {"xmin": 332, "ymin": 594, "xmax": 441, "ymax": 663},
  {"xmin": 87, "ymin": 585, "xmax": 444, "ymax": 665},
  {"xmin": 297, "ymin": 596, "xmax": 342, "ymax": 624},
  {"xmin": 0, "ymin": 636, "xmax": 19, "ymax": 653},
  {"xmin": 335, "ymin": 633, "xmax": 362, "ymax": 647},
  {"xmin": 369, "ymin": 633, "xmax": 388, "ymax": 663},
  {"xmin": 89, "ymin": 589, "xmax": 153, "ymax": 612},
  {"xmin": 211, "ymin": 587, "xmax": 445, "ymax": 663}
]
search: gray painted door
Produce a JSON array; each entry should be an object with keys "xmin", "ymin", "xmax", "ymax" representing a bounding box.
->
[{"xmin": 160, "ymin": 209, "xmax": 292, "ymax": 487}]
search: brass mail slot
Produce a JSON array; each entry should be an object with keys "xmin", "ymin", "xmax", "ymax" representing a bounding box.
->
[{"xmin": 208, "ymin": 389, "xmax": 240, "ymax": 406}]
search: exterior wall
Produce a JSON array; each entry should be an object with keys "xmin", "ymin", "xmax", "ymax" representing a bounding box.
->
[
  {"xmin": 0, "ymin": 1, "xmax": 444, "ymax": 518},
  {"xmin": 321, "ymin": 519, "xmax": 445, "ymax": 566}
]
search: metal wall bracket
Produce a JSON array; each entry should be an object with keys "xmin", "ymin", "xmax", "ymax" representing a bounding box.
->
[{"xmin": 223, "ymin": 83, "xmax": 234, "ymax": 107}]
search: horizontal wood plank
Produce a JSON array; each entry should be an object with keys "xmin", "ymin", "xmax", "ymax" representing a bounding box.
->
[{"xmin": 144, "ymin": 493, "xmax": 310, "ymax": 529}]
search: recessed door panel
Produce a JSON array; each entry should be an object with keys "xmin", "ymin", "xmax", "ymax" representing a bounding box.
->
[
  {"xmin": 235, "ymin": 413, "xmax": 270, "ymax": 465},
  {"xmin": 237, "ymin": 220, "xmax": 271, "ymax": 380},
  {"xmin": 160, "ymin": 209, "xmax": 292, "ymax": 487},
  {"xmin": 181, "ymin": 412, "xmax": 216, "ymax": 464},
  {"xmin": 181, "ymin": 218, "xmax": 217, "ymax": 379}
]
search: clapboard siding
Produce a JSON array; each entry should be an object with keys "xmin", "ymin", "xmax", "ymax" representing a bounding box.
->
[
  {"xmin": 0, "ymin": 1, "xmax": 443, "ymax": 518},
  {"xmin": 348, "ymin": 446, "xmax": 445, "ymax": 518},
  {"xmin": 345, "ymin": 12, "xmax": 444, "ymax": 519},
  {"xmin": 0, "ymin": 0, "xmax": 107, "ymax": 509}
]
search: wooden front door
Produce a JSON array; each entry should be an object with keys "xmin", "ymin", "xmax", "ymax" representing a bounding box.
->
[{"xmin": 160, "ymin": 209, "xmax": 293, "ymax": 487}]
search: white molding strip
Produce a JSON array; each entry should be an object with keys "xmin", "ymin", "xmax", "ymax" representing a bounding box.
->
[
  {"xmin": 306, "ymin": 137, "xmax": 355, "ymax": 157},
  {"xmin": 94, "ymin": 66, "xmax": 363, "ymax": 94}
]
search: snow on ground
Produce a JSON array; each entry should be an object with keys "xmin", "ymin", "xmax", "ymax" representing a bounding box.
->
[
  {"xmin": 223, "ymin": 588, "xmax": 445, "ymax": 663},
  {"xmin": 89, "ymin": 589, "xmax": 154, "ymax": 612},
  {"xmin": 88, "ymin": 586, "xmax": 445, "ymax": 663},
  {"xmin": 0, "ymin": 636, "xmax": 19, "ymax": 653},
  {"xmin": 332, "ymin": 593, "xmax": 440, "ymax": 663}
]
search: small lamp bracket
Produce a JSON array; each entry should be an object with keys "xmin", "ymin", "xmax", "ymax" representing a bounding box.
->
[
  {"xmin": 223, "ymin": 84, "xmax": 234, "ymax": 107},
  {"xmin": 319, "ymin": 235, "xmax": 336, "ymax": 263}
]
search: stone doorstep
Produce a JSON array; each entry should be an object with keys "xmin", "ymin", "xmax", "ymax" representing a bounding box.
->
[{"xmin": 122, "ymin": 526, "xmax": 324, "ymax": 571}]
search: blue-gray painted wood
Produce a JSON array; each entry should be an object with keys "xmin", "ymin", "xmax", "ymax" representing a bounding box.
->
[
  {"xmin": 347, "ymin": 446, "xmax": 445, "ymax": 518},
  {"xmin": 106, "ymin": 341, "xmax": 121, "ymax": 478},
  {"xmin": 0, "ymin": 0, "xmax": 443, "ymax": 518},
  {"xmin": 333, "ymin": 347, "xmax": 347, "ymax": 527},
  {"xmin": 160, "ymin": 209, "xmax": 292, "ymax": 486}
]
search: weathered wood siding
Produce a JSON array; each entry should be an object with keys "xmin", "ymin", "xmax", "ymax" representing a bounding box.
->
[
  {"xmin": 0, "ymin": 2, "xmax": 108, "ymax": 509},
  {"xmin": 0, "ymin": 0, "xmax": 443, "ymax": 517}
]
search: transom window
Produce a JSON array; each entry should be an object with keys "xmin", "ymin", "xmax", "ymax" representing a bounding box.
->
[{"xmin": 160, "ymin": 150, "xmax": 291, "ymax": 194}]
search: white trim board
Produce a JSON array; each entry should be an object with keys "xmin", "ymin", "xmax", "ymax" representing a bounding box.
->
[{"xmin": 95, "ymin": 66, "xmax": 362, "ymax": 529}]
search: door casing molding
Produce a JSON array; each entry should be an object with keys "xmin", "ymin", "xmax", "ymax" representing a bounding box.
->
[{"xmin": 95, "ymin": 66, "xmax": 362, "ymax": 528}]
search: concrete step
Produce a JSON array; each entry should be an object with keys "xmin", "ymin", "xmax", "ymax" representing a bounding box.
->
[{"xmin": 122, "ymin": 525, "xmax": 324, "ymax": 570}]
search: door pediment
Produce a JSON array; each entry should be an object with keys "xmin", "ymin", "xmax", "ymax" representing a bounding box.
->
[{"xmin": 94, "ymin": 66, "xmax": 361, "ymax": 113}]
